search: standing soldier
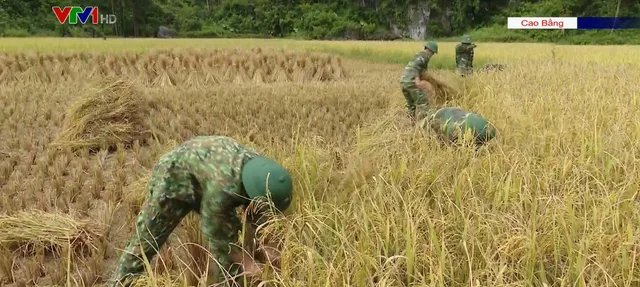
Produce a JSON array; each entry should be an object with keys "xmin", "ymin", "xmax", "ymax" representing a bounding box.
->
[
  {"xmin": 109, "ymin": 136, "xmax": 293, "ymax": 287},
  {"xmin": 455, "ymin": 35, "xmax": 476, "ymax": 76},
  {"xmin": 400, "ymin": 41, "xmax": 438, "ymax": 122}
]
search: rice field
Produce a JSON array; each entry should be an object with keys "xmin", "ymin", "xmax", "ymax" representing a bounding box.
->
[{"xmin": 0, "ymin": 37, "xmax": 639, "ymax": 287}]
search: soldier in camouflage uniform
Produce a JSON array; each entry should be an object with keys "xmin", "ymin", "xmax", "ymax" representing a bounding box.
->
[
  {"xmin": 400, "ymin": 41, "xmax": 438, "ymax": 122},
  {"xmin": 109, "ymin": 136, "xmax": 293, "ymax": 287},
  {"xmin": 455, "ymin": 35, "xmax": 476, "ymax": 76}
]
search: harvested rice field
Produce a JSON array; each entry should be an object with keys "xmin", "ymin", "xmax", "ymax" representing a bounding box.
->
[{"xmin": 0, "ymin": 38, "xmax": 640, "ymax": 287}]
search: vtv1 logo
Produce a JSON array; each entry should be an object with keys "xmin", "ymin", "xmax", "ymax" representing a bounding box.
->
[{"xmin": 52, "ymin": 6, "xmax": 117, "ymax": 25}]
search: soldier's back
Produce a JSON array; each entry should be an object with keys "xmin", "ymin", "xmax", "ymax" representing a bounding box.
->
[{"xmin": 401, "ymin": 51, "xmax": 430, "ymax": 82}]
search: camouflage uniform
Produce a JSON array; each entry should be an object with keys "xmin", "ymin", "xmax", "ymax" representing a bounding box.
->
[
  {"xmin": 481, "ymin": 63, "xmax": 505, "ymax": 72},
  {"xmin": 455, "ymin": 35, "xmax": 476, "ymax": 76},
  {"xmin": 109, "ymin": 136, "xmax": 292, "ymax": 287},
  {"xmin": 400, "ymin": 42, "xmax": 437, "ymax": 121}
]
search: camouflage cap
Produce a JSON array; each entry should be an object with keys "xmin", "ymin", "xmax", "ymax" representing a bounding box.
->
[
  {"xmin": 424, "ymin": 41, "xmax": 438, "ymax": 54},
  {"xmin": 461, "ymin": 34, "xmax": 472, "ymax": 44},
  {"xmin": 241, "ymin": 156, "xmax": 293, "ymax": 212}
]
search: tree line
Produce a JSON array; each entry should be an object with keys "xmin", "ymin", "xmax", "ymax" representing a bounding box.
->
[{"xmin": 1, "ymin": 0, "xmax": 638, "ymax": 44}]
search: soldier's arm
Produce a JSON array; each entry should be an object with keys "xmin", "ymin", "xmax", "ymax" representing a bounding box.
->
[
  {"xmin": 199, "ymin": 182, "xmax": 245, "ymax": 283},
  {"xmin": 246, "ymin": 207, "xmax": 282, "ymax": 267},
  {"xmin": 110, "ymin": 190, "xmax": 192, "ymax": 286},
  {"xmin": 416, "ymin": 54, "xmax": 429, "ymax": 82}
]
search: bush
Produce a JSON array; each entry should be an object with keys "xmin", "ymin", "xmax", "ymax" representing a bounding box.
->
[{"xmin": 1, "ymin": 27, "xmax": 30, "ymax": 37}]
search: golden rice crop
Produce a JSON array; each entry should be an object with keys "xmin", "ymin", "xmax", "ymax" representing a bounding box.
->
[
  {"xmin": 0, "ymin": 38, "xmax": 639, "ymax": 287},
  {"xmin": 0, "ymin": 48, "xmax": 349, "ymax": 86}
]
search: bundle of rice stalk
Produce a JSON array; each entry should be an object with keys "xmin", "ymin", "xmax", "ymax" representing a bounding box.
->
[
  {"xmin": 125, "ymin": 64, "xmax": 143, "ymax": 78},
  {"xmin": 137, "ymin": 67, "xmax": 153, "ymax": 86},
  {"xmin": 233, "ymin": 68, "xmax": 249, "ymax": 84},
  {"xmin": 171, "ymin": 57, "xmax": 184, "ymax": 72},
  {"xmin": 152, "ymin": 71, "xmax": 175, "ymax": 87},
  {"xmin": 41, "ymin": 61, "xmax": 58, "ymax": 81},
  {"xmin": 192, "ymin": 52, "xmax": 202, "ymax": 64},
  {"xmin": 297, "ymin": 65, "xmax": 313, "ymax": 83},
  {"xmin": 420, "ymin": 72, "xmax": 459, "ymax": 106},
  {"xmin": 37, "ymin": 55, "xmax": 46, "ymax": 67},
  {"xmin": 291, "ymin": 62, "xmax": 305, "ymax": 83},
  {"xmin": 331, "ymin": 64, "xmax": 346, "ymax": 80},
  {"xmin": 36, "ymin": 66, "xmax": 52, "ymax": 83},
  {"xmin": 253, "ymin": 67, "xmax": 268, "ymax": 84},
  {"xmin": 321, "ymin": 55, "xmax": 332, "ymax": 66},
  {"xmin": 330, "ymin": 57, "xmax": 347, "ymax": 79},
  {"xmin": 246, "ymin": 64, "xmax": 256, "ymax": 80},
  {"xmin": 180, "ymin": 56, "xmax": 192, "ymax": 70},
  {"xmin": 204, "ymin": 69, "xmax": 222, "ymax": 84},
  {"xmin": 124, "ymin": 68, "xmax": 146, "ymax": 85},
  {"xmin": 313, "ymin": 64, "xmax": 334, "ymax": 81},
  {"xmin": 304, "ymin": 57, "xmax": 315, "ymax": 69},
  {"xmin": 222, "ymin": 66, "xmax": 238, "ymax": 82},
  {"xmin": 159, "ymin": 56, "xmax": 171, "ymax": 72},
  {"xmin": 285, "ymin": 58, "xmax": 295, "ymax": 71},
  {"xmin": 296, "ymin": 57, "xmax": 306, "ymax": 69},
  {"xmin": 105, "ymin": 53, "xmax": 116, "ymax": 65},
  {"xmin": 204, "ymin": 57, "xmax": 215, "ymax": 68},
  {"xmin": 45, "ymin": 53, "xmax": 55, "ymax": 62},
  {"xmin": 0, "ymin": 210, "xmax": 108, "ymax": 253},
  {"xmin": 59, "ymin": 62, "xmax": 75, "ymax": 79},
  {"xmin": 270, "ymin": 66, "xmax": 290, "ymax": 82},
  {"xmin": 112, "ymin": 61, "xmax": 124, "ymax": 76},
  {"xmin": 26, "ymin": 54, "xmax": 39, "ymax": 67},
  {"xmin": 276, "ymin": 57, "xmax": 287, "ymax": 70},
  {"xmin": 184, "ymin": 72, "xmax": 203, "ymax": 88},
  {"xmin": 12, "ymin": 52, "xmax": 25, "ymax": 62},
  {"xmin": 10, "ymin": 61, "xmax": 24, "ymax": 73},
  {"xmin": 0, "ymin": 69, "xmax": 17, "ymax": 82},
  {"xmin": 126, "ymin": 54, "xmax": 137, "ymax": 66},
  {"xmin": 50, "ymin": 78, "xmax": 153, "ymax": 153},
  {"xmin": 168, "ymin": 67, "xmax": 187, "ymax": 85},
  {"xmin": 17, "ymin": 67, "xmax": 45, "ymax": 84}
]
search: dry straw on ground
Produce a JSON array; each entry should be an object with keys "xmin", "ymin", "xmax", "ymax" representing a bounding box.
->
[
  {"xmin": 49, "ymin": 78, "xmax": 152, "ymax": 153},
  {"xmin": 0, "ymin": 210, "xmax": 107, "ymax": 253}
]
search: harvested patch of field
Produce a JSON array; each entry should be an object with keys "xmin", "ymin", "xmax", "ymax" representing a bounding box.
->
[{"xmin": 0, "ymin": 39, "xmax": 639, "ymax": 287}]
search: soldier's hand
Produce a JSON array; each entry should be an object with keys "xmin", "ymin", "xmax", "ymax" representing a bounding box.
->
[
  {"xmin": 417, "ymin": 80, "xmax": 431, "ymax": 90},
  {"xmin": 241, "ymin": 256, "xmax": 263, "ymax": 276},
  {"xmin": 258, "ymin": 244, "xmax": 281, "ymax": 267}
]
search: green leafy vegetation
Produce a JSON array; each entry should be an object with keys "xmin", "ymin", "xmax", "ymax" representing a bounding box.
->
[{"xmin": 0, "ymin": 0, "xmax": 638, "ymax": 44}]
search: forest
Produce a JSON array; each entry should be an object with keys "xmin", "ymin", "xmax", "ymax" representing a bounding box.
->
[{"xmin": 1, "ymin": 0, "xmax": 639, "ymax": 44}]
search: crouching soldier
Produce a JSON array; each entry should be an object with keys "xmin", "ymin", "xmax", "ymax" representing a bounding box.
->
[{"xmin": 109, "ymin": 136, "xmax": 293, "ymax": 286}]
